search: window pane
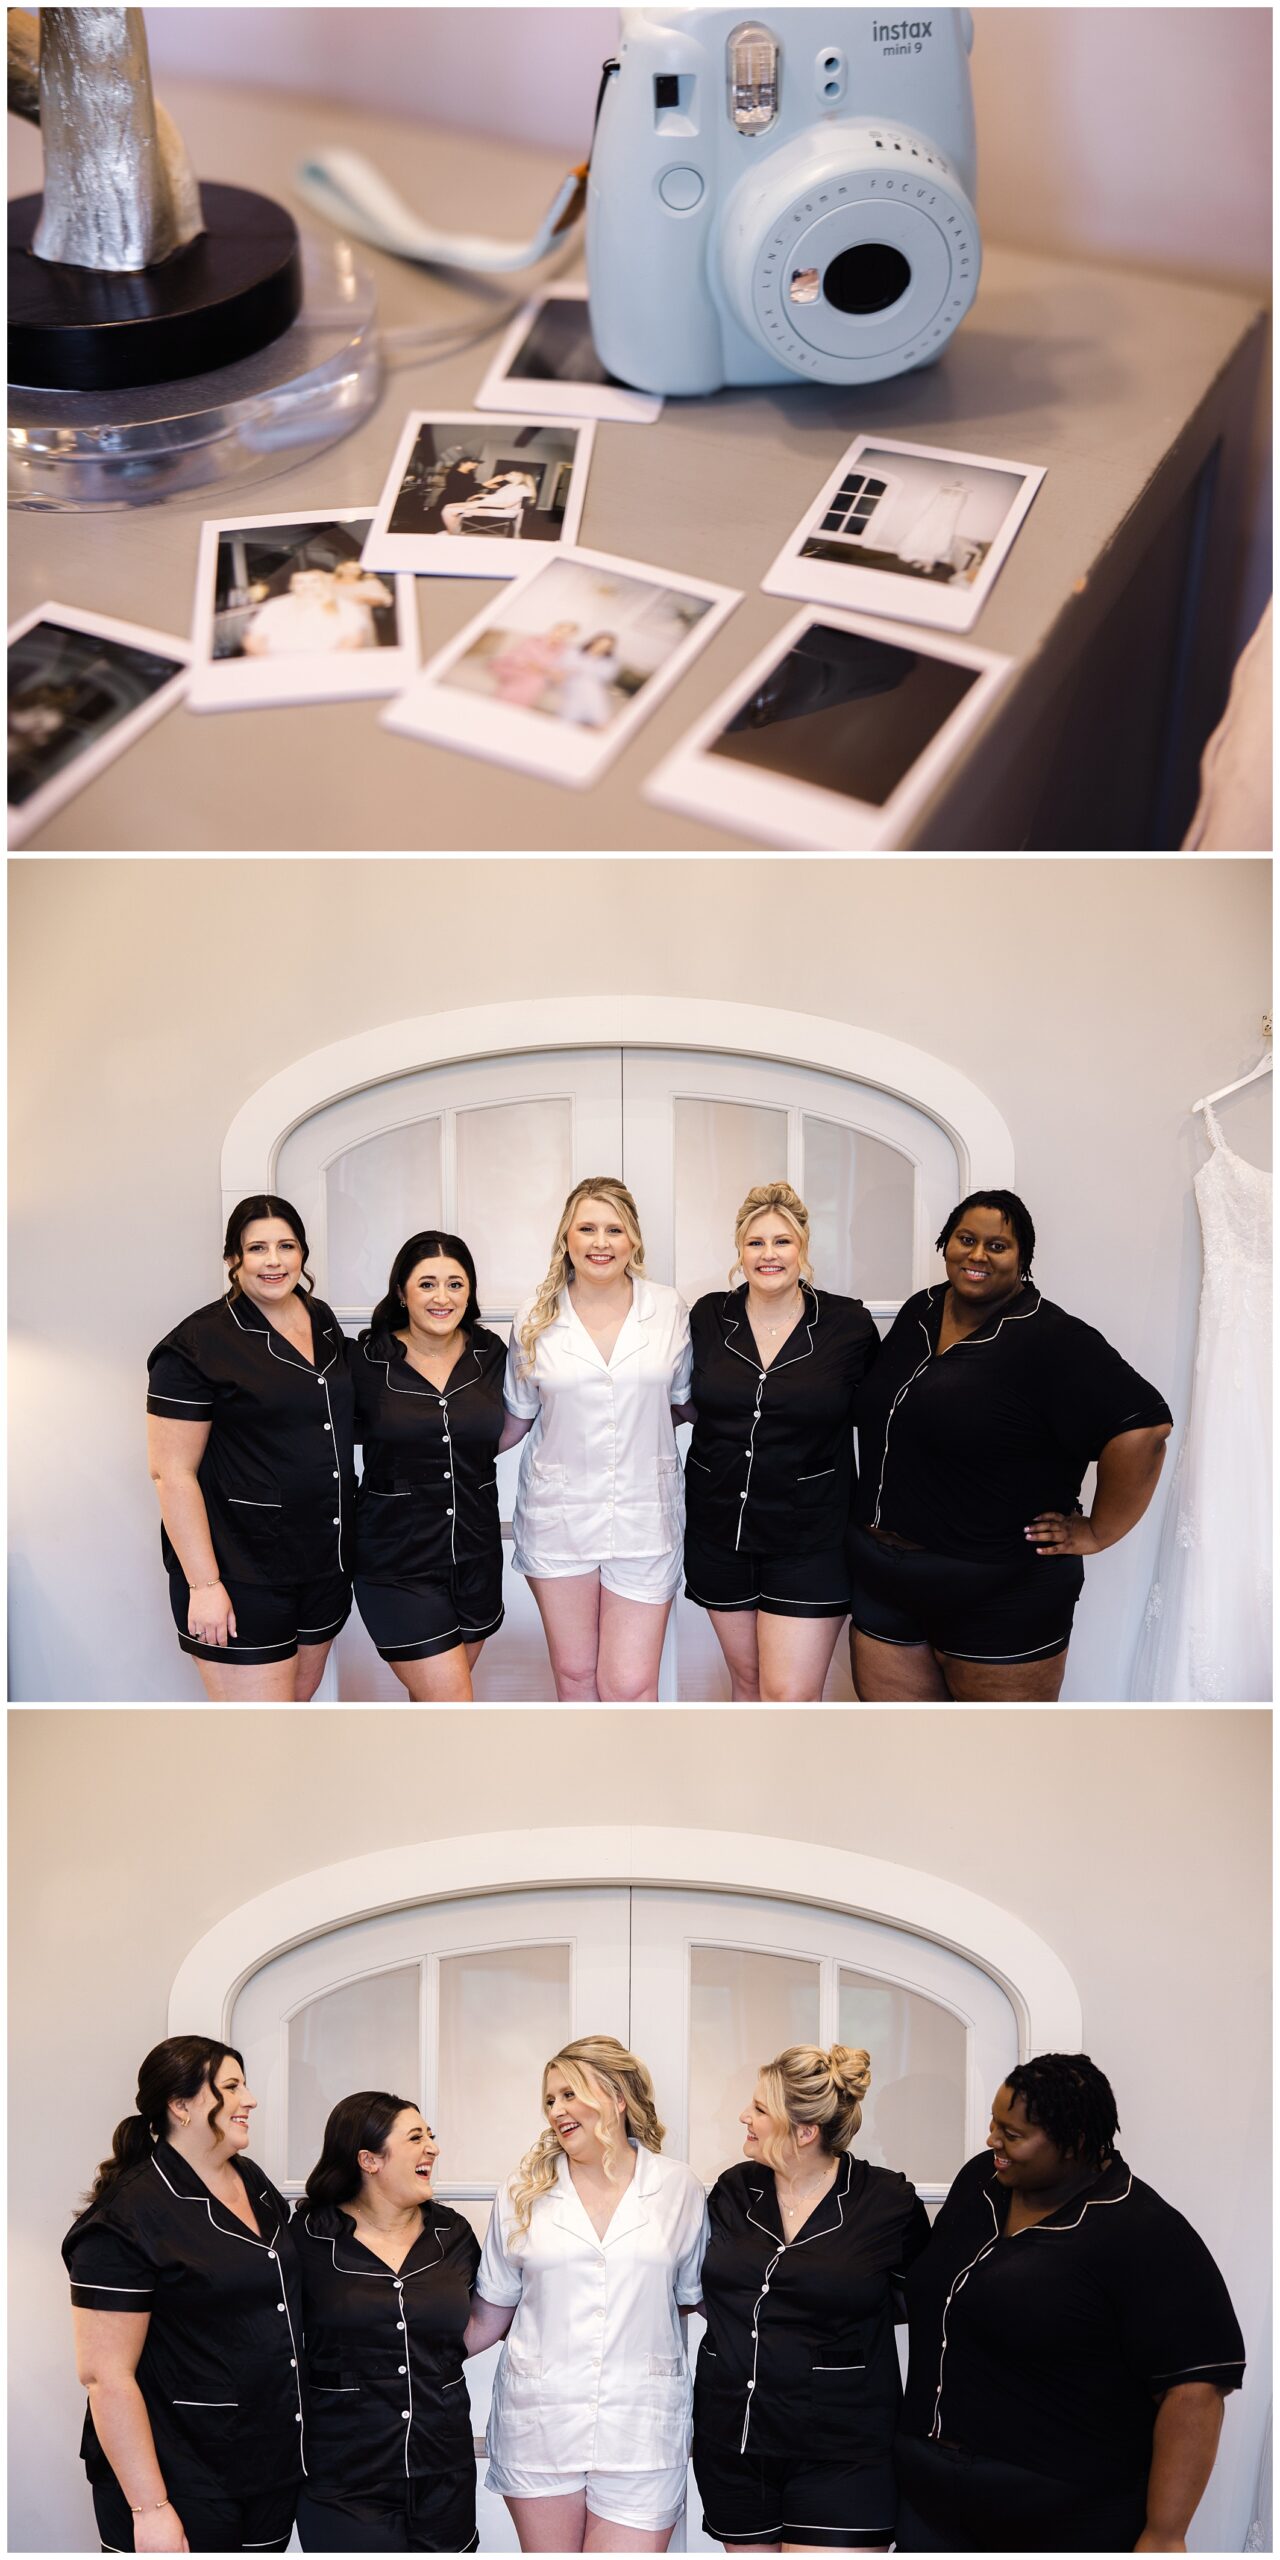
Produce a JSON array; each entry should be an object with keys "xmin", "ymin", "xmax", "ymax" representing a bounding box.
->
[
  {"xmin": 838, "ymin": 1968, "xmax": 966, "ymax": 2185},
  {"xmin": 673, "ymin": 1097, "xmax": 789, "ymax": 1306},
  {"xmin": 326, "ymin": 1119, "xmax": 443, "ymax": 1313},
  {"xmin": 804, "ymin": 1115, "xmax": 915, "ymax": 1301},
  {"xmin": 455, "ymin": 1099, "xmax": 572, "ymax": 1312},
  {"xmin": 436, "ymin": 1943, "xmax": 571, "ymax": 2183},
  {"xmin": 688, "ymin": 1946, "xmax": 820, "ymax": 2185},
  {"xmin": 288, "ymin": 1966, "xmax": 421, "ymax": 2182}
]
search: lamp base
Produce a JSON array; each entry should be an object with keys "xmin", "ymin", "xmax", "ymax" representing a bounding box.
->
[
  {"xmin": 8, "ymin": 183, "xmax": 303, "ymax": 392},
  {"xmin": 8, "ymin": 234, "xmax": 380, "ymax": 513}
]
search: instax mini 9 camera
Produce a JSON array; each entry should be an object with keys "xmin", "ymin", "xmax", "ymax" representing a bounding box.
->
[{"xmin": 588, "ymin": 8, "xmax": 981, "ymax": 394}]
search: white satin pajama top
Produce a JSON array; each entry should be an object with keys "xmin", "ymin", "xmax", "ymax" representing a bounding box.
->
[
  {"xmin": 504, "ymin": 1276, "xmax": 692, "ymax": 1566},
  {"xmin": 478, "ymin": 2144, "xmax": 708, "ymax": 2472}
]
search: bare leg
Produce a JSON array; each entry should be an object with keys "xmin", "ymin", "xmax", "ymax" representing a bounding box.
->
[
  {"xmin": 293, "ymin": 1639, "xmax": 334, "ymax": 1701},
  {"xmin": 708, "ymin": 1608, "xmax": 761, "ymax": 1701},
  {"xmin": 596, "ymin": 1588, "xmax": 673, "ymax": 1701},
  {"xmin": 850, "ymin": 1630, "xmax": 951, "ymax": 1701},
  {"xmin": 507, "ymin": 2491, "xmax": 588, "ymax": 2552},
  {"xmin": 939, "ymin": 1646, "xmax": 1069, "ymax": 1702},
  {"xmin": 441, "ymin": 502, "xmax": 467, "ymax": 532},
  {"xmin": 390, "ymin": 1645, "xmax": 475, "ymax": 1702},
  {"xmin": 192, "ymin": 1653, "xmax": 299, "ymax": 1702},
  {"xmin": 584, "ymin": 2518, "xmax": 675, "ymax": 2554},
  {"xmin": 529, "ymin": 1571, "xmax": 602, "ymax": 1700},
  {"xmin": 465, "ymin": 1640, "xmax": 486, "ymax": 1671},
  {"xmin": 757, "ymin": 1613, "xmax": 845, "ymax": 1702}
]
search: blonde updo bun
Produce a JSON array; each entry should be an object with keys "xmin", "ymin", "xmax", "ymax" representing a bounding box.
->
[
  {"xmin": 731, "ymin": 1183, "xmax": 814, "ymax": 1285},
  {"xmin": 757, "ymin": 2041, "xmax": 872, "ymax": 2162}
]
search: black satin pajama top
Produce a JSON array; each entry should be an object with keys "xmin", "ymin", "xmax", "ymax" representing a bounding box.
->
[
  {"xmin": 694, "ymin": 2154, "xmax": 931, "ymax": 2462},
  {"xmin": 146, "ymin": 1293, "xmax": 357, "ymax": 1584},
  {"xmin": 686, "ymin": 1286, "xmax": 880, "ymax": 1553},
  {"xmin": 293, "ymin": 2202, "xmax": 481, "ymax": 2498},
  {"xmin": 852, "ymin": 1286, "xmax": 1172, "ymax": 1562},
  {"xmin": 351, "ymin": 1324, "xmax": 506, "ymax": 1585},
  {"xmin": 899, "ymin": 2151, "xmax": 1246, "ymax": 2491},
  {"xmin": 63, "ymin": 2143, "xmax": 305, "ymax": 2503}
]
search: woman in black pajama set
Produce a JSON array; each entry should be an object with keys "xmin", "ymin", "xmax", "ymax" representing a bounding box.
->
[
  {"xmin": 146, "ymin": 1194, "xmax": 355, "ymax": 1701},
  {"xmin": 352, "ymin": 1230, "xmax": 508, "ymax": 1702},
  {"xmin": 685, "ymin": 1184, "xmax": 879, "ymax": 1702},
  {"xmin": 63, "ymin": 2038, "xmax": 303, "ymax": 2554},
  {"xmin": 895, "ymin": 2054, "xmax": 1246, "ymax": 2552},
  {"xmin": 293, "ymin": 2091, "xmax": 481, "ymax": 2553},
  {"xmin": 693, "ymin": 2043, "xmax": 930, "ymax": 2552},
  {"xmin": 848, "ymin": 1190, "xmax": 1172, "ymax": 1702}
]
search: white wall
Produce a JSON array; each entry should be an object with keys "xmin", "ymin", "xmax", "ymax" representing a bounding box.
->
[
  {"xmin": 8, "ymin": 857, "xmax": 1271, "ymax": 1703},
  {"xmin": 144, "ymin": 6, "xmax": 1273, "ymax": 294},
  {"xmin": 8, "ymin": 1706, "xmax": 1270, "ymax": 2553}
]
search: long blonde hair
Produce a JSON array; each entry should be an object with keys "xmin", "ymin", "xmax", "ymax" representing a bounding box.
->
[
  {"xmin": 731, "ymin": 1182, "xmax": 815, "ymax": 1285},
  {"xmin": 754, "ymin": 2043, "xmax": 871, "ymax": 2167},
  {"xmin": 516, "ymin": 1178, "xmax": 646, "ymax": 1371},
  {"xmin": 507, "ymin": 2035, "xmax": 666, "ymax": 2235}
]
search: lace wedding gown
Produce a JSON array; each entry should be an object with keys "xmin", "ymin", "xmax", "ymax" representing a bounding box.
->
[{"xmin": 1133, "ymin": 1104, "xmax": 1272, "ymax": 1699}]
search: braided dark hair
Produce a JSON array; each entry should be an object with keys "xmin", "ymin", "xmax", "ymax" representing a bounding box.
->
[
  {"xmin": 86, "ymin": 2037, "xmax": 244, "ymax": 2206},
  {"xmin": 1003, "ymin": 2052, "xmax": 1119, "ymax": 2167},
  {"xmin": 936, "ymin": 1190, "xmax": 1036, "ymax": 1281}
]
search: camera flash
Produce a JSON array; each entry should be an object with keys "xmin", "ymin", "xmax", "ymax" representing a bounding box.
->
[{"xmin": 727, "ymin": 21, "xmax": 779, "ymax": 134}]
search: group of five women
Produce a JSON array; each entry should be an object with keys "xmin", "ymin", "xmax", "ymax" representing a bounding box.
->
[
  {"xmin": 66, "ymin": 2033, "xmax": 1244, "ymax": 2554},
  {"xmin": 147, "ymin": 1177, "xmax": 1172, "ymax": 1704}
]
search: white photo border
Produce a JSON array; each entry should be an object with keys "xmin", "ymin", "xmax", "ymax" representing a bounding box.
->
[
  {"xmin": 187, "ymin": 507, "xmax": 419, "ymax": 712},
  {"xmin": 762, "ymin": 435, "xmax": 1046, "ymax": 635},
  {"xmin": 7, "ymin": 599, "xmax": 189, "ymax": 849},
  {"xmin": 475, "ymin": 282, "xmax": 663, "ymax": 425},
  {"xmin": 645, "ymin": 602, "xmax": 1014, "ymax": 850},
  {"xmin": 382, "ymin": 542, "xmax": 741, "ymax": 791},
  {"xmin": 361, "ymin": 411, "xmax": 597, "ymax": 578}
]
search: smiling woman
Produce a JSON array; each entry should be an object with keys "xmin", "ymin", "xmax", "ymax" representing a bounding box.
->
[
  {"xmin": 463, "ymin": 2035, "xmax": 708, "ymax": 2554},
  {"xmin": 291, "ymin": 2092, "xmax": 482, "ymax": 2552},
  {"xmin": 847, "ymin": 1190, "xmax": 1174, "ymax": 1701},
  {"xmin": 145, "ymin": 1194, "xmax": 356, "ymax": 1702},
  {"xmin": 63, "ymin": 2038, "xmax": 303, "ymax": 2555},
  {"xmin": 894, "ymin": 2053, "xmax": 1247, "ymax": 2552}
]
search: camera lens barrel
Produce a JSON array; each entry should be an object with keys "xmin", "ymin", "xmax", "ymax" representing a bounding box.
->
[{"xmin": 719, "ymin": 120, "xmax": 980, "ymax": 384}]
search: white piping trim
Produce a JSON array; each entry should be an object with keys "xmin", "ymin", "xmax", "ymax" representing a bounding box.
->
[
  {"xmin": 147, "ymin": 2157, "xmax": 306, "ymax": 2470},
  {"xmin": 1153, "ymin": 2359, "xmax": 1246, "ymax": 2379},
  {"xmin": 228, "ymin": 1498, "xmax": 282, "ymax": 1509},
  {"xmin": 796, "ymin": 1467, "xmax": 836, "ymax": 1482},
  {"xmin": 71, "ymin": 2281, "xmax": 155, "ymax": 2293},
  {"xmin": 872, "ymin": 1287, "xmax": 1043, "ymax": 1529},
  {"xmin": 720, "ymin": 1288, "xmax": 820, "ymax": 1555},
  {"xmin": 739, "ymin": 2155, "xmax": 851, "ymax": 2453},
  {"xmin": 172, "ymin": 2398, "xmax": 238, "ymax": 2406},
  {"xmin": 148, "ymin": 1393, "xmax": 214, "ymax": 1405}
]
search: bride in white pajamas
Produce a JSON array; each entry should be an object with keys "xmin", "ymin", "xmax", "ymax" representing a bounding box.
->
[
  {"xmin": 503, "ymin": 1177, "xmax": 693, "ymax": 1701},
  {"xmin": 464, "ymin": 2035, "xmax": 708, "ymax": 2555}
]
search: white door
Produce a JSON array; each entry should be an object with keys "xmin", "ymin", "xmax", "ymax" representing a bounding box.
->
[
  {"xmin": 230, "ymin": 1882, "xmax": 1016, "ymax": 2553},
  {"xmin": 273, "ymin": 1045, "xmax": 961, "ymax": 1699}
]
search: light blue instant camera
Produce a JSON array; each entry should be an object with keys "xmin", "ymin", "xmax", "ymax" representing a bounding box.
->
[{"xmin": 587, "ymin": 8, "xmax": 981, "ymax": 394}]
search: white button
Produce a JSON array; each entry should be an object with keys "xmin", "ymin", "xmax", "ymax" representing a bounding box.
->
[
  {"xmin": 294, "ymin": 2413, "xmax": 302, "ymax": 2424},
  {"xmin": 739, "ymin": 1490, "xmax": 747, "ymax": 1500},
  {"xmin": 324, "ymin": 1422, "xmax": 331, "ymax": 1432},
  {"xmin": 437, "ymin": 1397, "xmax": 446, "ymax": 1408},
  {"xmin": 747, "ymin": 2377, "xmax": 755, "ymax": 2391},
  {"xmin": 332, "ymin": 1469, "xmax": 339, "ymax": 1479},
  {"xmin": 276, "ymin": 2302, "xmax": 285, "ymax": 2312},
  {"xmin": 332, "ymin": 1516, "xmax": 340, "ymax": 1524},
  {"xmin": 399, "ymin": 2365, "xmax": 406, "ymax": 2375},
  {"xmin": 446, "ymin": 1508, "xmax": 453, "ymax": 1516},
  {"xmin": 268, "ymin": 2249, "xmax": 276, "ymax": 2260},
  {"xmin": 290, "ymin": 2359, "xmax": 296, "ymax": 2368},
  {"xmin": 401, "ymin": 2407, "xmax": 410, "ymax": 2418},
  {"xmin": 397, "ymin": 2320, "xmax": 405, "ymax": 2330},
  {"xmin": 395, "ymin": 2280, "xmax": 404, "ymax": 2291}
]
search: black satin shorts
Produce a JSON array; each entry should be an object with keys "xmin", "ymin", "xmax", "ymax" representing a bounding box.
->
[{"xmin": 848, "ymin": 1524, "xmax": 1084, "ymax": 1665}]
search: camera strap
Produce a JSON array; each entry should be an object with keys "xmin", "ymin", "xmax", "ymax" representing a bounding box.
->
[{"xmin": 296, "ymin": 61, "xmax": 618, "ymax": 276}]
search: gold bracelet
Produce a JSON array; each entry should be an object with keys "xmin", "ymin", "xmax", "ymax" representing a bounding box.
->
[{"xmin": 129, "ymin": 2496, "xmax": 171, "ymax": 2514}]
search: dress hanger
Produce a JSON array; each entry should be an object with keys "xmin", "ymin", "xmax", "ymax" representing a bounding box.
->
[{"xmin": 1192, "ymin": 1052, "xmax": 1272, "ymax": 1115}]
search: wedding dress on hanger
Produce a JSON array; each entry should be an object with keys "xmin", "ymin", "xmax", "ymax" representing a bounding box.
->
[
  {"xmin": 1133, "ymin": 1102, "xmax": 1271, "ymax": 1699},
  {"xmin": 897, "ymin": 480, "xmax": 968, "ymax": 570}
]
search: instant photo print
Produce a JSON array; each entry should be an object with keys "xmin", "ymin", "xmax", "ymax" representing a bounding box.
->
[
  {"xmin": 362, "ymin": 413, "xmax": 595, "ymax": 578},
  {"xmin": 646, "ymin": 605, "xmax": 1013, "ymax": 848},
  {"xmin": 187, "ymin": 510, "xmax": 418, "ymax": 712},
  {"xmin": 7, "ymin": 602, "xmax": 188, "ymax": 847},
  {"xmin": 383, "ymin": 545, "xmax": 740, "ymax": 790},
  {"xmin": 476, "ymin": 283, "xmax": 663, "ymax": 424},
  {"xmin": 763, "ymin": 437, "xmax": 1045, "ymax": 633}
]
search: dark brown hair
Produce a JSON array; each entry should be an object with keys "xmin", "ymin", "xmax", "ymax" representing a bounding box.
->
[
  {"xmin": 87, "ymin": 2038, "xmax": 245, "ymax": 2205},
  {"xmin": 223, "ymin": 1194, "xmax": 315, "ymax": 1297},
  {"xmin": 303, "ymin": 2092, "xmax": 421, "ymax": 2213}
]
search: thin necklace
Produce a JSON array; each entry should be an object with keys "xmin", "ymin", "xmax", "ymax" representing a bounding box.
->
[{"xmin": 751, "ymin": 1284, "xmax": 804, "ymax": 1336}]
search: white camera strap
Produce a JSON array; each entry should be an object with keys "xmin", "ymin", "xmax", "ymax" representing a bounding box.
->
[{"xmin": 296, "ymin": 146, "xmax": 589, "ymax": 274}]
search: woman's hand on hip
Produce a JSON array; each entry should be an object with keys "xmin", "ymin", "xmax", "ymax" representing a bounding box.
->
[
  {"xmin": 187, "ymin": 1580, "xmax": 237, "ymax": 1646},
  {"xmin": 1025, "ymin": 1512, "xmax": 1100, "ymax": 1557}
]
